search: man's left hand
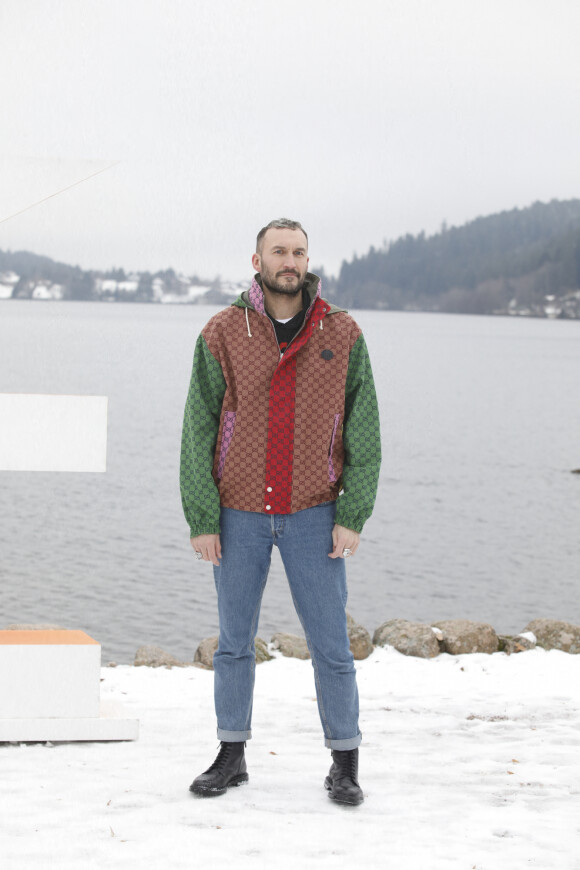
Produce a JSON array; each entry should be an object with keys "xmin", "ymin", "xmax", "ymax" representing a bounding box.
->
[{"xmin": 329, "ymin": 524, "xmax": 360, "ymax": 559}]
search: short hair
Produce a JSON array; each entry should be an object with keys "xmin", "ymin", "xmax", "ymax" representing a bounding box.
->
[{"xmin": 256, "ymin": 219, "xmax": 308, "ymax": 254}]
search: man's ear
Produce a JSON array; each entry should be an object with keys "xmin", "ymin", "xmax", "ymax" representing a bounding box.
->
[{"xmin": 251, "ymin": 252, "xmax": 261, "ymax": 272}]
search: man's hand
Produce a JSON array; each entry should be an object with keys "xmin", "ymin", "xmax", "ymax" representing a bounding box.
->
[
  {"xmin": 190, "ymin": 534, "xmax": 222, "ymax": 566},
  {"xmin": 328, "ymin": 524, "xmax": 360, "ymax": 559}
]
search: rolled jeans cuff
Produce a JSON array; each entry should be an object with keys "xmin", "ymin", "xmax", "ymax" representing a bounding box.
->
[
  {"xmin": 217, "ymin": 727, "xmax": 252, "ymax": 742},
  {"xmin": 324, "ymin": 732, "xmax": 362, "ymax": 750}
]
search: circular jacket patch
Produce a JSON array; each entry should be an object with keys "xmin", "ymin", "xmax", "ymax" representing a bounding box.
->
[{"xmin": 321, "ymin": 349, "xmax": 334, "ymax": 360}]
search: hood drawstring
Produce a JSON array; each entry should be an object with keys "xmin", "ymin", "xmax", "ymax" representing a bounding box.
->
[{"xmin": 245, "ymin": 307, "xmax": 252, "ymax": 337}]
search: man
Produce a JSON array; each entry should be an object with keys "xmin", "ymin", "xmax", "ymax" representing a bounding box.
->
[{"xmin": 180, "ymin": 218, "xmax": 381, "ymax": 805}]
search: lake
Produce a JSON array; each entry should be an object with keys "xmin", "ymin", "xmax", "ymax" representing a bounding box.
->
[{"xmin": 1, "ymin": 301, "xmax": 579, "ymax": 662}]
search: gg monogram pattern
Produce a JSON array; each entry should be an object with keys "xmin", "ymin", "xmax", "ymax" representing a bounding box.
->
[
  {"xmin": 180, "ymin": 335, "xmax": 226, "ymax": 536},
  {"xmin": 335, "ymin": 334, "xmax": 382, "ymax": 532},
  {"xmin": 180, "ymin": 274, "xmax": 381, "ymax": 536}
]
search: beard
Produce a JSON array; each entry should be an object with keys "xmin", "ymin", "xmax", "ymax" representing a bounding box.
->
[{"xmin": 261, "ymin": 267, "xmax": 306, "ymax": 297}]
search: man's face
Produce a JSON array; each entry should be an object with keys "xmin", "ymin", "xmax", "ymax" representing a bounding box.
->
[{"xmin": 252, "ymin": 228, "xmax": 309, "ymax": 296}]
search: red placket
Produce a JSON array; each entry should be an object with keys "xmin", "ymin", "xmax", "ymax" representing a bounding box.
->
[{"xmin": 263, "ymin": 296, "xmax": 328, "ymax": 514}]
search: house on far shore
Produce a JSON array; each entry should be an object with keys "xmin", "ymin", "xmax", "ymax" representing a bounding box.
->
[
  {"xmin": 0, "ymin": 271, "xmax": 20, "ymax": 299},
  {"xmin": 95, "ymin": 279, "xmax": 119, "ymax": 296},
  {"xmin": 117, "ymin": 279, "xmax": 139, "ymax": 294},
  {"xmin": 31, "ymin": 282, "xmax": 64, "ymax": 301}
]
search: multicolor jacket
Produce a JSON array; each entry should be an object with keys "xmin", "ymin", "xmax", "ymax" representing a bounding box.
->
[{"xmin": 180, "ymin": 272, "xmax": 381, "ymax": 536}]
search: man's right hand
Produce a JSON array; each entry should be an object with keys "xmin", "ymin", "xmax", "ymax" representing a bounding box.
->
[{"xmin": 190, "ymin": 534, "xmax": 222, "ymax": 566}]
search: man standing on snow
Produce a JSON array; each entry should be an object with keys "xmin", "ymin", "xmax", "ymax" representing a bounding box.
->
[{"xmin": 180, "ymin": 218, "xmax": 381, "ymax": 805}]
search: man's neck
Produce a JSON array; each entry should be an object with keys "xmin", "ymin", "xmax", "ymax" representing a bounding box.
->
[{"xmin": 262, "ymin": 285, "xmax": 304, "ymax": 321}]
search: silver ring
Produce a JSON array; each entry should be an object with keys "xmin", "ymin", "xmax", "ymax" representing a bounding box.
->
[
  {"xmin": 194, "ymin": 551, "xmax": 203, "ymax": 560},
  {"xmin": 342, "ymin": 548, "xmax": 352, "ymax": 557}
]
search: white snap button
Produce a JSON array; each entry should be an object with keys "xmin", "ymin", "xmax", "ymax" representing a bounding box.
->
[
  {"xmin": 267, "ymin": 486, "xmax": 272, "ymax": 492},
  {"xmin": 266, "ymin": 504, "xmax": 271, "ymax": 510}
]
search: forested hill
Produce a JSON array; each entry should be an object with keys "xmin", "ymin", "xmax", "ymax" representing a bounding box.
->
[
  {"xmin": 2, "ymin": 199, "xmax": 580, "ymax": 316},
  {"xmin": 334, "ymin": 199, "xmax": 580, "ymax": 316}
]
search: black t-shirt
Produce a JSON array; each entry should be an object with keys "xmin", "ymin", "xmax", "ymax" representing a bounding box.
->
[{"xmin": 267, "ymin": 288, "xmax": 309, "ymax": 354}]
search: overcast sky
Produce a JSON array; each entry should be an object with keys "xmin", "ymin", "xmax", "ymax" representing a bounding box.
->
[{"xmin": 1, "ymin": 0, "xmax": 579, "ymax": 281}]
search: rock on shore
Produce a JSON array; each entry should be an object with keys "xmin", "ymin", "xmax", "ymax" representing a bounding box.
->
[
  {"xmin": 134, "ymin": 645, "xmax": 188, "ymax": 668},
  {"xmin": 373, "ymin": 619, "xmax": 440, "ymax": 658},
  {"xmin": 347, "ymin": 613, "xmax": 373, "ymax": 659},
  {"xmin": 270, "ymin": 632, "xmax": 310, "ymax": 660},
  {"xmin": 524, "ymin": 618, "xmax": 580, "ymax": 654},
  {"xmin": 432, "ymin": 619, "xmax": 499, "ymax": 655},
  {"xmin": 13, "ymin": 617, "xmax": 579, "ymax": 668}
]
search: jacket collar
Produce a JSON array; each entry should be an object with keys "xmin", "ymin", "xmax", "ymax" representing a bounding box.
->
[{"xmin": 240, "ymin": 272, "xmax": 321, "ymax": 314}]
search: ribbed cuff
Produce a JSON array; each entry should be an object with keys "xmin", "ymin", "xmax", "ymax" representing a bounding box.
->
[
  {"xmin": 333, "ymin": 508, "xmax": 365, "ymax": 534},
  {"xmin": 189, "ymin": 523, "xmax": 221, "ymax": 538}
]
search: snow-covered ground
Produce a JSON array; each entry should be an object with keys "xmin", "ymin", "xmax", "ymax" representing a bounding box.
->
[{"xmin": 2, "ymin": 646, "xmax": 579, "ymax": 869}]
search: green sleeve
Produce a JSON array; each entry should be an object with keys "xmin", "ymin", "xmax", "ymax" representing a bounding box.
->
[
  {"xmin": 334, "ymin": 334, "xmax": 382, "ymax": 533},
  {"xmin": 180, "ymin": 334, "xmax": 227, "ymax": 537}
]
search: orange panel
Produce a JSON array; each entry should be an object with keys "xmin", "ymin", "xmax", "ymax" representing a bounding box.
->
[{"xmin": 0, "ymin": 630, "xmax": 99, "ymax": 646}]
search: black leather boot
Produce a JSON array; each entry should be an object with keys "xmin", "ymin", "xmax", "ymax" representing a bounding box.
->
[
  {"xmin": 189, "ymin": 741, "xmax": 249, "ymax": 796},
  {"xmin": 324, "ymin": 748, "xmax": 364, "ymax": 805}
]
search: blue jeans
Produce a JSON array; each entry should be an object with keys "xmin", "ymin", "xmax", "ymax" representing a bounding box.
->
[{"xmin": 212, "ymin": 501, "xmax": 361, "ymax": 750}]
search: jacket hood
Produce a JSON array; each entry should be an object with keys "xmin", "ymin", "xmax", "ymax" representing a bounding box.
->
[{"xmin": 232, "ymin": 272, "xmax": 346, "ymax": 315}]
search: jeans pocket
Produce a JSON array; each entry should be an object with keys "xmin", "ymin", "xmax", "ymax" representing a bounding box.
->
[{"xmin": 217, "ymin": 411, "xmax": 236, "ymax": 479}]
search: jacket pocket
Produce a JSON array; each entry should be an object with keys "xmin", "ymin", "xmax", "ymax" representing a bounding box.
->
[
  {"xmin": 217, "ymin": 411, "xmax": 236, "ymax": 479},
  {"xmin": 328, "ymin": 413, "xmax": 341, "ymax": 483}
]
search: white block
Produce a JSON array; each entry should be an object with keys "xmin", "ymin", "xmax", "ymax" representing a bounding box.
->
[
  {"xmin": 0, "ymin": 700, "xmax": 139, "ymax": 742},
  {"xmin": 0, "ymin": 631, "xmax": 139, "ymax": 742},
  {"xmin": 0, "ymin": 393, "xmax": 107, "ymax": 472},
  {"xmin": 0, "ymin": 630, "xmax": 101, "ymax": 718}
]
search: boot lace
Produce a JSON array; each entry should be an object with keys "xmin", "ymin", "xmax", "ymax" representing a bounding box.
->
[
  {"xmin": 347, "ymin": 753, "xmax": 357, "ymax": 780},
  {"xmin": 335, "ymin": 750, "xmax": 358, "ymax": 783},
  {"xmin": 206, "ymin": 742, "xmax": 233, "ymax": 774}
]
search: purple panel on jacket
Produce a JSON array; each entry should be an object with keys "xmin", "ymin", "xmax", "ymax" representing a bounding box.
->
[
  {"xmin": 328, "ymin": 413, "xmax": 340, "ymax": 483},
  {"xmin": 249, "ymin": 277, "xmax": 265, "ymax": 314},
  {"xmin": 217, "ymin": 411, "xmax": 236, "ymax": 478}
]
